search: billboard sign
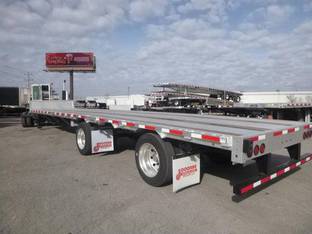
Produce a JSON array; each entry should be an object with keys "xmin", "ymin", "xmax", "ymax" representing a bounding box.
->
[{"xmin": 46, "ymin": 52, "xmax": 96, "ymax": 72}]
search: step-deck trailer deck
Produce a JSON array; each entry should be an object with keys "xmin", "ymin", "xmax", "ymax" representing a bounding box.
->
[{"xmin": 22, "ymin": 100, "xmax": 312, "ymax": 195}]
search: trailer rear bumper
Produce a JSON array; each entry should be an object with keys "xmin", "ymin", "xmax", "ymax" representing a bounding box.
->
[{"xmin": 233, "ymin": 153, "xmax": 312, "ymax": 195}]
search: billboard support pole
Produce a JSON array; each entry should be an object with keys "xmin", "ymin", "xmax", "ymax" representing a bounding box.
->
[{"xmin": 69, "ymin": 71, "xmax": 74, "ymax": 100}]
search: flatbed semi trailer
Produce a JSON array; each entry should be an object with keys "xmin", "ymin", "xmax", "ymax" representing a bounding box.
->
[{"xmin": 21, "ymin": 100, "xmax": 312, "ymax": 195}]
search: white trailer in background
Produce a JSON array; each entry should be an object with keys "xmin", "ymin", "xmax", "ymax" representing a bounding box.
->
[
  {"xmin": 21, "ymin": 99, "xmax": 312, "ymax": 195},
  {"xmin": 86, "ymin": 95, "xmax": 146, "ymax": 111}
]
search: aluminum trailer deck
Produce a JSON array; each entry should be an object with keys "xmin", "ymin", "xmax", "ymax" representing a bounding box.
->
[{"xmin": 23, "ymin": 100, "xmax": 312, "ymax": 195}]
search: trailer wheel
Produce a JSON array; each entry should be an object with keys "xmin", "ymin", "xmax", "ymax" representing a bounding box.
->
[
  {"xmin": 135, "ymin": 133, "xmax": 174, "ymax": 187},
  {"xmin": 76, "ymin": 122, "xmax": 92, "ymax": 155},
  {"xmin": 21, "ymin": 114, "xmax": 27, "ymax": 127},
  {"xmin": 21, "ymin": 113, "xmax": 33, "ymax": 127},
  {"xmin": 26, "ymin": 116, "xmax": 34, "ymax": 127}
]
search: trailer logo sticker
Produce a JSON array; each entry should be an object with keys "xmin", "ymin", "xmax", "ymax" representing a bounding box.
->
[
  {"xmin": 176, "ymin": 164, "xmax": 197, "ymax": 180},
  {"xmin": 93, "ymin": 141, "xmax": 113, "ymax": 152}
]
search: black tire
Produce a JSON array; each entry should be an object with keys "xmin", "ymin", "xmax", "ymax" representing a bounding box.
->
[
  {"xmin": 135, "ymin": 133, "xmax": 174, "ymax": 187},
  {"xmin": 21, "ymin": 115, "xmax": 27, "ymax": 127},
  {"xmin": 76, "ymin": 122, "xmax": 92, "ymax": 155},
  {"xmin": 25, "ymin": 116, "xmax": 34, "ymax": 127}
]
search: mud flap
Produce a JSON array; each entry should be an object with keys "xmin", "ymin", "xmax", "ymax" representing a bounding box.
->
[
  {"xmin": 91, "ymin": 129, "xmax": 114, "ymax": 154},
  {"xmin": 173, "ymin": 154, "xmax": 200, "ymax": 192}
]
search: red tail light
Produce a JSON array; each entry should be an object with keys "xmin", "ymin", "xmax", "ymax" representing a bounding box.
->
[
  {"xmin": 254, "ymin": 145, "xmax": 260, "ymax": 156},
  {"xmin": 260, "ymin": 143, "xmax": 265, "ymax": 154}
]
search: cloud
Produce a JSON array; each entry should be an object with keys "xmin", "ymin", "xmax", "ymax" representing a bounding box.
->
[
  {"xmin": 129, "ymin": 0, "xmax": 168, "ymax": 22},
  {"xmin": 266, "ymin": 4, "xmax": 294, "ymax": 26},
  {"xmin": 304, "ymin": 0, "xmax": 312, "ymax": 12},
  {"xmin": 0, "ymin": 0, "xmax": 311, "ymax": 96},
  {"xmin": 177, "ymin": 0, "xmax": 228, "ymax": 23},
  {"xmin": 246, "ymin": 4, "xmax": 295, "ymax": 28}
]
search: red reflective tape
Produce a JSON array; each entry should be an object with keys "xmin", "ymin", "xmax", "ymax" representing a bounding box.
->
[
  {"xmin": 240, "ymin": 184, "xmax": 253, "ymax": 194},
  {"xmin": 126, "ymin": 122, "xmax": 135, "ymax": 127},
  {"xmin": 169, "ymin": 129, "xmax": 184, "ymax": 135},
  {"xmin": 98, "ymin": 117, "xmax": 106, "ymax": 122},
  {"xmin": 290, "ymin": 164, "xmax": 297, "ymax": 170},
  {"xmin": 304, "ymin": 125, "xmax": 310, "ymax": 129},
  {"xmin": 80, "ymin": 115, "xmax": 86, "ymax": 119},
  {"xmin": 288, "ymin": 128, "xmax": 295, "ymax": 133},
  {"xmin": 145, "ymin": 125, "xmax": 156, "ymax": 131},
  {"xmin": 112, "ymin": 120, "xmax": 120, "ymax": 124},
  {"xmin": 276, "ymin": 169, "xmax": 284, "ymax": 176},
  {"xmin": 237, "ymin": 154, "xmax": 312, "ymax": 195},
  {"xmin": 273, "ymin": 131, "xmax": 283, "ymax": 137},
  {"xmin": 261, "ymin": 176, "xmax": 270, "ymax": 184},
  {"xmin": 248, "ymin": 136, "xmax": 259, "ymax": 142},
  {"xmin": 201, "ymin": 135, "xmax": 220, "ymax": 143}
]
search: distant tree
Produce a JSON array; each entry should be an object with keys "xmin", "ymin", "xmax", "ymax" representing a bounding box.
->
[
  {"xmin": 287, "ymin": 95, "xmax": 297, "ymax": 104},
  {"xmin": 305, "ymin": 96, "xmax": 312, "ymax": 103}
]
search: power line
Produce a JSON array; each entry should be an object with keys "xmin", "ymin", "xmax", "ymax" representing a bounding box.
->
[
  {"xmin": 2, "ymin": 64, "xmax": 29, "ymax": 73},
  {"xmin": 0, "ymin": 69, "xmax": 37, "ymax": 88},
  {"xmin": 0, "ymin": 69, "xmax": 25, "ymax": 79}
]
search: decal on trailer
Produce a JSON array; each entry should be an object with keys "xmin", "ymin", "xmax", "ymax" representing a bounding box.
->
[
  {"xmin": 91, "ymin": 129, "xmax": 114, "ymax": 154},
  {"xmin": 173, "ymin": 154, "xmax": 200, "ymax": 192}
]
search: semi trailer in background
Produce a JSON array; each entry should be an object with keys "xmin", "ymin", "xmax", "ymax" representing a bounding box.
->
[
  {"xmin": 143, "ymin": 83, "xmax": 312, "ymax": 123},
  {"xmin": 0, "ymin": 84, "xmax": 57, "ymax": 116},
  {"xmin": 0, "ymin": 87, "xmax": 30, "ymax": 115}
]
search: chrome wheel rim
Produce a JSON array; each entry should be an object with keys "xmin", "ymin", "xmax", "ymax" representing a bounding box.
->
[
  {"xmin": 138, "ymin": 143, "xmax": 160, "ymax": 177},
  {"xmin": 77, "ymin": 128, "xmax": 86, "ymax": 150}
]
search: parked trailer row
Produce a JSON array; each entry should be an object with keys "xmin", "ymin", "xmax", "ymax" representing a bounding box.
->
[
  {"xmin": 0, "ymin": 87, "xmax": 29, "ymax": 115},
  {"xmin": 21, "ymin": 100, "xmax": 312, "ymax": 195}
]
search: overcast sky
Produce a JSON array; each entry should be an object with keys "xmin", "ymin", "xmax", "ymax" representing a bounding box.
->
[{"xmin": 0, "ymin": 0, "xmax": 312, "ymax": 97}]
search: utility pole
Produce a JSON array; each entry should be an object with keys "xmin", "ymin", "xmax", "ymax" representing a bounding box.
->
[
  {"xmin": 24, "ymin": 72, "xmax": 34, "ymax": 89},
  {"xmin": 69, "ymin": 71, "xmax": 74, "ymax": 100}
]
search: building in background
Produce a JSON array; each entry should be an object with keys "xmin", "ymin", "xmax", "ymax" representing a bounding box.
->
[{"xmin": 241, "ymin": 91, "xmax": 312, "ymax": 105}]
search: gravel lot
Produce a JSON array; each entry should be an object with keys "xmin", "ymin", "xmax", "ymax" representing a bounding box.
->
[{"xmin": 0, "ymin": 118, "xmax": 312, "ymax": 234}]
